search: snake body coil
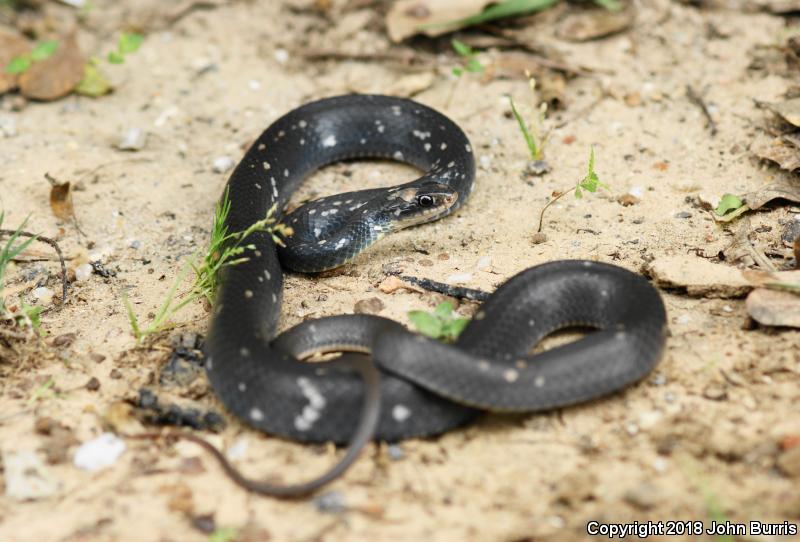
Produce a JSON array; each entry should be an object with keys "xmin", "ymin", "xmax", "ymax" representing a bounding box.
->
[{"xmin": 204, "ymin": 94, "xmax": 667, "ymax": 495}]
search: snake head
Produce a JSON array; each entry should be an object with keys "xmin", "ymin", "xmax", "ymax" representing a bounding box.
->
[{"xmin": 382, "ymin": 182, "xmax": 459, "ymax": 230}]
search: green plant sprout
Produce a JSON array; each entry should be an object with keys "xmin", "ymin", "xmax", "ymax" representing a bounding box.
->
[
  {"xmin": 408, "ymin": 301, "xmax": 469, "ymax": 342},
  {"xmin": 0, "ymin": 212, "xmax": 36, "ymax": 315},
  {"xmin": 124, "ymin": 189, "xmax": 293, "ymax": 342},
  {"xmin": 714, "ymin": 194, "xmax": 744, "ymax": 216},
  {"xmin": 451, "ymin": 39, "xmax": 483, "ymax": 76},
  {"xmin": 508, "ymin": 74, "xmax": 548, "ymax": 162},
  {"xmin": 27, "ymin": 377, "xmax": 58, "ymax": 405},
  {"xmin": 76, "ymin": 32, "xmax": 144, "ymax": 97},
  {"xmin": 107, "ymin": 32, "xmax": 143, "ymax": 64},
  {"xmin": 5, "ymin": 40, "xmax": 59, "ymax": 75},
  {"xmin": 536, "ymin": 147, "xmax": 609, "ymax": 233}
]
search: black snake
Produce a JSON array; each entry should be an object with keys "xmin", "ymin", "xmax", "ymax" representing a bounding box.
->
[{"xmin": 203, "ymin": 94, "xmax": 668, "ymax": 496}]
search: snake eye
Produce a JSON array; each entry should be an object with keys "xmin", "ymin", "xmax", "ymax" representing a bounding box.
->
[{"xmin": 417, "ymin": 195, "xmax": 434, "ymax": 207}]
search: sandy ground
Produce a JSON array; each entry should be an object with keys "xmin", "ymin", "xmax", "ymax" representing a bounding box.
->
[{"xmin": 1, "ymin": 0, "xmax": 800, "ymax": 541}]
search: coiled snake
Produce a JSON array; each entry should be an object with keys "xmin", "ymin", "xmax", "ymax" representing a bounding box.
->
[{"xmin": 203, "ymin": 94, "xmax": 667, "ymax": 496}]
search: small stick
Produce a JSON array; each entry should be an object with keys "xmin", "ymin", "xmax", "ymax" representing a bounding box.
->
[
  {"xmin": 686, "ymin": 85, "xmax": 717, "ymax": 137},
  {"xmin": 0, "ymin": 230, "xmax": 68, "ymax": 305},
  {"xmin": 390, "ymin": 273, "xmax": 490, "ymax": 302}
]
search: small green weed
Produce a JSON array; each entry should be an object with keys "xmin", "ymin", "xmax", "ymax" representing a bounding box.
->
[
  {"xmin": 408, "ymin": 301, "xmax": 469, "ymax": 342},
  {"xmin": 714, "ymin": 194, "xmax": 744, "ymax": 216},
  {"xmin": 537, "ymin": 147, "xmax": 609, "ymax": 232},
  {"xmin": 451, "ymin": 39, "xmax": 483, "ymax": 77},
  {"xmin": 0, "ymin": 212, "xmax": 37, "ymax": 315},
  {"xmin": 5, "ymin": 40, "xmax": 59, "ymax": 75},
  {"xmin": 107, "ymin": 32, "xmax": 143, "ymax": 64},
  {"xmin": 124, "ymin": 189, "xmax": 293, "ymax": 342}
]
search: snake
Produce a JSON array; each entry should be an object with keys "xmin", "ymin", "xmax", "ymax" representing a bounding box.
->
[{"xmin": 203, "ymin": 94, "xmax": 668, "ymax": 497}]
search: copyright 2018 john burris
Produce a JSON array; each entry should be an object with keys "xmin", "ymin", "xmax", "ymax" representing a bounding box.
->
[{"xmin": 586, "ymin": 520, "xmax": 798, "ymax": 538}]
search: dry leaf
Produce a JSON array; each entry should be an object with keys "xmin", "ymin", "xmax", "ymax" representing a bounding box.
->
[
  {"xmin": 752, "ymin": 135, "xmax": 800, "ymax": 172},
  {"xmin": 556, "ymin": 4, "xmax": 635, "ymax": 42},
  {"xmin": 387, "ymin": 72, "xmax": 435, "ymax": 97},
  {"xmin": 744, "ymin": 181, "xmax": 800, "ymax": 209},
  {"xmin": 49, "ymin": 179, "xmax": 74, "ymax": 221},
  {"xmin": 760, "ymin": 97, "xmax": 800, "ymax": 128},
  {"xmin": 746, "ymin": 288, "xmax": 800, "ymax": 328},
  {"xmin": 19, "ymin": 34, "xmax": 85, "ymax": 101},
  {"xmin": 645, "ymin": 255, "xmax": 800, "ymax": 298},
  {"xmin": 0, "ymin": 30, "xmax": 30, "ymax": 95},
  {"xmin": 386, "ymin": 0, "xmax": 494, "ymax": 42}
]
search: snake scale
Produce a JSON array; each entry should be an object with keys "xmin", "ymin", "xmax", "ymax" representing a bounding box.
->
[{"xmin": 203, "ymin": 94, "xmax": 668, "ymax": 496}]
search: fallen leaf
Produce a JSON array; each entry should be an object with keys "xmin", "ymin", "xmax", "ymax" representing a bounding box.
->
[
  {"xmin": 645, "ymin": 255, "xmax": 800, "ymax": 298},
  {"xmin": 759, "ymin": 97, "xmax": 800, "ymax": 128},
  {"xmin": 555, "ymin": 3, "xmax": 635, "ymax": 42},
  {"xmin": 49, "ymin": 179, "xmax": 74, "ymax": 221},
  {"xmin": 0, "ymin": 29, "xmax": 30, "ymax": 95},
  {"xmin": 18, "ymin": 34, "xmax": 84, "ymax": 101},
  {"xmin": 746, "ymin": 288, "xmax": 800, "ymax": 327},
  {"xmin": 386, "ymin": 72, "xmax": 434, "ymax": 97},
  {"xmin": 743, "ymin": 181, "xmax": 800, "ymax": 209},
  {"xmin": 386, "ymin": 0, "xmax": 495, "ymax": 42}
]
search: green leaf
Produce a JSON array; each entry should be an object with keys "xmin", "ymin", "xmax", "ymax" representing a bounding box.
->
[
  {"xmin": 118, "ymin": 32, "xmax": 143, "ymax": 55},
  {"xmin": 5, "ymin": 56, "xmax": 31, "ymax": 74},
  {"xmin": 574, "ymin": 186, "xmax": 583, "ymax": 199},
  {"xmin": 443, "ymin": 317, "xmax": 469, "ymax": 340},
  {"xmin": 452, "ymin": 67, "xmax": 463, "ymax": 77},
  {"xmin": 508, "ymin": 95, "xmax": 538, "ymax": 161},
  {"xmin": 75, "ymin": 62, "xmax": 113, "ymax": 97},
  {"xmin": 465, "ymin": 57, "xmax": 483, "ymax": 73},
  {"xmin": 434, "ymin": 301, "xmax": 454, "ymax": 319},
  {"xmin": 714, "ymin": 193, "xmax": 744, "ymax": 216},
  {"xmin": 408, "ymin": 310, "xmax": 443, "ymax": 339},
  {"xmin": 107, "ymin": 51, "xmax": 124, "ymax": 64},
  {"xmin": 593, "ymin": 0, "xmax": 623, "ymax": 11},
  {"xmin": 425, "ymin": 0, "xmax": 560, "ymax": 30},
  {"xmin": 31, "ymin": 40, "xmax": 59, "ymax": 61},
  {"xmin": 451, "ymin": 38, "xmax": 473, "ymax": 57},
  {"xmin": 208, "ymin": 527, "xmax": 238, "ymax": 542}
]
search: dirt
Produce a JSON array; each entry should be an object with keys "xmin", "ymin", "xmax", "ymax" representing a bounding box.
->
[{"xmin": 1, "ymin": 1, "xmax": 800, "ymax": 541}]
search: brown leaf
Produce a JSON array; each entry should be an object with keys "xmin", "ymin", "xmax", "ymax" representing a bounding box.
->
[
  {"xmin": 19, "ymin": 34, "xmax": 85, "ymax": 101},
  {"xmin": 556, "ymin": 4, "xmax": 635, "ymax": 42},
  {"xmin": 746, "ymin": 288, "xmax": 800, "ymax": 328},
  {"xmin": 385, "ymin": 0, "xmax": 494, "ymax": 42},
  {"xmin": 49, "ymin": 179, "xmax": 74, "ymax": 221},
  {"xmin": 753, "ymin": 135, "xmax": 800, "ymax": 172},
  {"xmin": 0, "ymin": 29, "xmax": 31, "ymax": 95},
  {"xmin": 743, "ymin": 180, "xmax": 800, "ymax": 209},
  {"xmin": 760, "ymin": 97, "xmax": 800, "ymax": 128}
]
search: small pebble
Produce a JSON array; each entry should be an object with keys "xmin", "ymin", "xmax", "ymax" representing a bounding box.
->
[
  {"xmin": 32, "ymin": 287, "xmax": 54, "ymax": 304},
  {"xmin": 313, "ymin": 490, "xmax": 347, "ymax": 514},
  {"xmin": 524, "ymin": 160, "xmax": 551, "ymax": 176},
  {"xmin": 248, "ymin": 79, "xmax": 261, "ymax": 91},
  {"xmin": 475, "ymin": 255, "xmax": 491, "ymax": 271},
  {"xmin": 73, "ymin": 433, "xmax": 126, "ymax": 472},
  {"xmin": 387, "ymin": 444, "xmax": 404, "ymax": 460},
  {"xmin": 74, "ymin": 263, "xmax": 93, "ymax": 282},
  {"xmin": 632, "ymin": 216, "xmax": 645, "ymax": 225},
  {"xmin": 274, "ymin": 48, "xmax": 289, "ymax": 64},
  {"xmin": 86, "ymin": 377, "xmax": 101, "ymax": 391},
  {"xmin": 127, "ymin": 238, "xmax": 141, "ymax": 249},
  {"xmin": 623, "ymin": 482, "xmax": 660, "ymax": 510},
  {"xmin": 116, "ymin": 127, "xmax": 147, "ymax": 151},
  {"xmin": 674, "ymin": 211, "xmax": 692, "ymax": 219},
  {"xmin": 651, "ymin": 374, "xmax": 667, "ymax": 386},
  {"xmin": 531, "ymin": 232, "xmax": 548, "ymax": 244},
  {"xmin": 354, "ymin": 297, "xmax": 384, "ymax": 314},
  {"xmin": 479, "ymin": 155, "xmax": 491, "ymax": 170},
  {"xmin": 212, "ymin": 156, "xmax": 235, "ymax": 173}
]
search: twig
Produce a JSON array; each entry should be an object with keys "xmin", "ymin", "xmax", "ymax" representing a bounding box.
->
[
  {"xmin": 389, "ymin": 273, "xmax": 490, "ymax": 301},
  {"xmin": 686, "ymin": 85, "xmax": 717, "ymax": 137},
  {"xmin": 0, "ymin": 230, "xmax": 68, "ymax": 305}
]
